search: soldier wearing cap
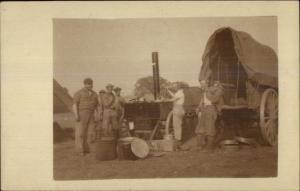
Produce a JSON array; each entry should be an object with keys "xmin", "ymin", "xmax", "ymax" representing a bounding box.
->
[
  {"xmin": 195, "ymin": 80, "xmax": 224, "ymax": 152},
  {"xmin": 97, "ymin": 89, "xmax": 106, "ymax": 118},
  {"xmin": 94, "ymin": 89, "xmax": 106, "ymax": 139},
  {"xmin": 113, "ymin": 87, "xmax": 126, "ymax": 124},
  {"xmin": 73, "ymin": 78, "xmax": 98, "ymax": 155},
  {"xmin": 102, "ymin": 84, "xmax": 119, "ymax": 137}
]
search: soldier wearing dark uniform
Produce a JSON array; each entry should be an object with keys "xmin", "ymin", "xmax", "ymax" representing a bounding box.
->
[
  {"xmin": 195, "ymin": 80, "xmax": 224, "ymax": 152},
  {"xmin": 73, "ymin": 78, "xmax": 98, "ymax": 155},
  {"xmin": 95, "ymin": 89, "xmax": 106, "ymax": 139},
  {"xmin": 113, "ymin": 87, "xmax": 126, "ymax": 124},
  {"xmin": 102, "ymin": 84, "xmax": 118, "ymax": 137}
]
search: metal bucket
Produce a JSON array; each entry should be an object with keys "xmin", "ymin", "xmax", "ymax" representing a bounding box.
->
[
  {"xmin": 117, "ymin": 137, "xmax": 137, "ymax": 160},
  {"xmin": 131, "ymin": 138, "xmax": 150, "ymax": 158},
  {"xmin": 95, "ymin": 137, "xmax": 117, "ymax": 161},
  {"xmin": 219, "ymin": 139, "xmax": 241, "ymax": 152}
]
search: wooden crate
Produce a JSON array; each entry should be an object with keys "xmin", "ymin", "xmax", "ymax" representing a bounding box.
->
[{"xmin": 149, "ymin": 139, "xmax": 176, "ymax": 152}]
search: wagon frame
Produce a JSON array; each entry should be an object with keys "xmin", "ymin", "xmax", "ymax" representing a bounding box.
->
[{"xmin": 199, "ymin": 27, "xmax": 278, "ymax": 146}]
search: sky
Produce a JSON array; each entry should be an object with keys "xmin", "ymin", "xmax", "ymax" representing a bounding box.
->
[{"xmin": 53, "ymin": 16, "xmax": 277, "ymax": 96}]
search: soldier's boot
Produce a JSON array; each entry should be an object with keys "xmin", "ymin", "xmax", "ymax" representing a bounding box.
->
[
  {"xmin": 175, "ymin": 140, "xmax": 182, "ymax": 151},
  {"xmin": 205, "ymin": 135, "xmax": 215, "ymax": 153},
  {"xmin": 196, "ymin": 134, "xmax": 206, "ymax": 151}
]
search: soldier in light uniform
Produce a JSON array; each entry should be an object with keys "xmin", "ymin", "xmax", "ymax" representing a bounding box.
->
[
  {"xmin": 195, "ymin": 80, "xmax": 224, "ymax": 152},
  {"xmin": 73, "ymin": 78, "xmax": 98, "ymax": 155},
  {"xmin": 166, "ymin": 84, "xmax": 185, "ymax": 143},
  {"xmin": 102, "ymin": 84, "xmax": 118, "ymax": 137}
]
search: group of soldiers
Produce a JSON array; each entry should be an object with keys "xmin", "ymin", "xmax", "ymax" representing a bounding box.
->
[
  {"xmin": 167, "ymin": 80, "xmax": 224, "ymax": 152},
  {"xmin": 73, "ymin": 78, "xmax": 125, "ymax": 155},
  {"xmin": 73, "ymin": 77, "xmax": 224, "ymax": 155}
]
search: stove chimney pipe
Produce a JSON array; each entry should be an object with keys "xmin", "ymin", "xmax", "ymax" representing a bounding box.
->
[{"xmin": 152, "ymin": 52, "xmax": 160, "ymax": 100}]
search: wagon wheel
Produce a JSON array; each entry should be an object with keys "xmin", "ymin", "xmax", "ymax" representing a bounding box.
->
[{"xmin": 259, "ymin": 88, "xmax": 278, "ymax": 146}]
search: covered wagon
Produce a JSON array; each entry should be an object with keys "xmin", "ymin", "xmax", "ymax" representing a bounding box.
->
[{"xmin": 199, "ymin": 27, "xmax": 278, "ymax": 146}]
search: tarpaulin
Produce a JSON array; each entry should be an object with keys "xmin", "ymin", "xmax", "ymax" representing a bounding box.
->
[
  {"xmin": 54, "ymin": 79, "xmax": 73, "ymax": 113},
  {"xmin": 199, "ymin": 27, "xmax": 278, "ymax": 88}
]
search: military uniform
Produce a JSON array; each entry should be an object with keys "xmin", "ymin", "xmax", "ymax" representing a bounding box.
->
[
  {"xmin": 115, "ymin": 95, "xmax": 126, "ymax": 121},
  {"xmin": 172, "ymin": 89, "xmax": 185, "ymax": 141},
  {"xmin": 195, "ymin": 84, "xmax": 224, "ymax": 150},
  {"xmin": 102, "ymin": 92, "xmax": 118, "ymax": 137},
  {"xmin": 95, "ymin": 90, "xmax": 106, "ymax": 139},
  {"xmin": 73, "ymin": 87, "xmax": 98, "ymax": 153}
]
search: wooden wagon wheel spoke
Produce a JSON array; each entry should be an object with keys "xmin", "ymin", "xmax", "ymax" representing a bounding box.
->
[
  {"xmin": 260, "ymin": 88, "xmax": 278, "ymax": 146},
  {"xmin": 269, "ymin": 120, "xmax": 276, "ymax": 136},
  {"xmin": 266, "ymin": 119, "xmax": 276, "ymax": 143},
  {"xmin": 265, "ymin": 120, "xmax": 273, "ymax": 133},
  {"xmin": 271, "ymin": 93, "xmax": 278, "ymax": 115},
  {"xmin": 271, "ymin": 121, "xmax": 277, "ymax": 141}
]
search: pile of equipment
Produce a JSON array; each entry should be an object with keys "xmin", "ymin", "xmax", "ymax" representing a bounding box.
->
[{"xmin": 95, "ymin": 136, "xmax": 150, "ymax": 161}]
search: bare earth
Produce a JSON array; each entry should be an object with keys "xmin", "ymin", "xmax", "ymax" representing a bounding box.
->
[{"xmin": 54, "ymin": 139, "xmax": 277, "ymax": 180}]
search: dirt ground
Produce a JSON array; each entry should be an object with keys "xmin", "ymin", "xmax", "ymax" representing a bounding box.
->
[
  {"xmin": 54, "ymin": 138, "xmax": 277, "ymax": 180},
  {"xmin": 54, "ymin": 111, "xmax": 277, "ymax": 180}
]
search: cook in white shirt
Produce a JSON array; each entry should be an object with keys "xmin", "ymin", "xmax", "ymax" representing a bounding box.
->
[{"xmin": 167, "ymin": 84, "xmax": 186, "ymax": 141}]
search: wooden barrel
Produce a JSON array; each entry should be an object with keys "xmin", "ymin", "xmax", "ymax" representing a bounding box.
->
[
  {"xmin": 116, "ymin": 137, "xmax": 137, "ymax": 160},
  {"xmin": 95, "ymin": 137, "xmax": 116, "ymax": 161}
]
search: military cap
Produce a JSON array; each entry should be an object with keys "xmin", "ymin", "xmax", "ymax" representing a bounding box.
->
[
  {"xmin": 83, "ymin": 78, "xmax": 93, "ymax": 85},
  {"xmin": 99, "ymin": 89, "xmax": 106, "ymax": 93},
  {"xmin": 106, "ymin": 83, "xmax": 114, "ymax": 88}
]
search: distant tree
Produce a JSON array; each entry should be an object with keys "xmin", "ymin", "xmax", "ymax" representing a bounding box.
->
[
  {"xmin": 134, "ymin": 76, "xmax": 170, "ymax": 98},
  {"xmin": 133, "ymin": 76, "xmax": 189, "ymax": 100}
]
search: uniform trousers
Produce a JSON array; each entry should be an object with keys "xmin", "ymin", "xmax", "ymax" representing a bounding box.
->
[
  {"xmin": 172, "ymin": 104, "xmax": 185, "ymax": 141},
  {"xmin": 102, "ymin": 108, "xmax": 118, "ymax": 137},
  {"xmin": 195, "ymin": 105, "xmax": 218, "ymax": 136},
  {"xmin": 75, "ymin": 110, "xmax": 95, "ymax": 153}
]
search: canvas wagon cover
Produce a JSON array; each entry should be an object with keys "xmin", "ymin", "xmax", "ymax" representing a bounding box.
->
[{"xmin": 199, "ymin": 27, "xmax": 278, "ymax": 88}]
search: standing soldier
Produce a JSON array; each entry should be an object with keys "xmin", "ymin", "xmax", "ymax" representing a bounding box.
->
[
  {"xmin": 95, "ymin": 89, "xmax": 106, "ymax": 139},
  {"xmin": 166, "ymin": 84, "xmax": 185, "ymax": 144},
  {"xmin": 73, "ymin": 78, "xmax": 98, "ymax": 155},
  {"xmin": 102, "ymin": 84, "xmax": 118, "ymax": 137},
  {"xmin": 113, "ymin": 87, "xmax": 126, "ymax": 124},
  {"xmin": 195, "ymin": 80, "xmax": 224, "ymax": 152}
]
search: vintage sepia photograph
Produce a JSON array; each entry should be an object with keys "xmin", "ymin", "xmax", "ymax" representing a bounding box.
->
[{"xmin": 53, "ymin": 17, "xmax": 278, "ymax": 180}]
